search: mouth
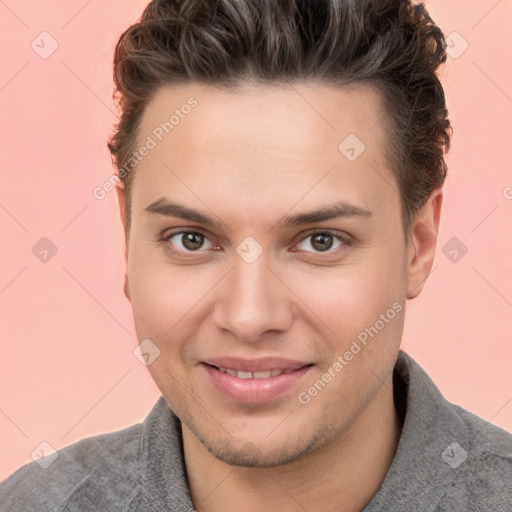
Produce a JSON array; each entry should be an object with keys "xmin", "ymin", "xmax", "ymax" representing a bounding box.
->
[
  {"xmin": 205, "ymin": 364, "xmax": 306, "ymax": 379},
  {"xmin": 200, "ymin": 358, "xmax": 314, "ymax": 404}
]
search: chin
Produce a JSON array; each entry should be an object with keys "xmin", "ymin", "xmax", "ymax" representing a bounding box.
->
[
  {"xmin": 205, "ymin": 440, "xmax": 310, "ymax": 468},
  {"xmin": 191, "ymin": 422, "xmax": 329, "ymax": 468}
]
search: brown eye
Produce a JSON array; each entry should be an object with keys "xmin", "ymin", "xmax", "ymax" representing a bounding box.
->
[
  {"xmin": 310, "ymin": 233, "xmax": 334, "ymax": 251},
  {"xmin": 181, "ymin": 232, "xmax": 205, "ymax": 251},
  {"xmin": 294, "ymin": 230, "xmax": 347, "ymax": 255},
  {"xmin": 163, "ymin": 231, "xmax": 214, "ymax": 253}
]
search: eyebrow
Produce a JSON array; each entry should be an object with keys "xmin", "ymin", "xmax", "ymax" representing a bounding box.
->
[
  {"xmin": 145, "ymin": 199, "xmax": 223, "ymax": 227},
  {"xmin": 279, "ymin": 201, "xmax": 372, "ymax": 228},
  {"xmin": 144, "ymin": 198, "xmax": 372, "ymax": 229}
]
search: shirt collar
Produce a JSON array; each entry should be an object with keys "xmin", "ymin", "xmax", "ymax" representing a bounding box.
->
[
  {"xmin": 138, "ymin": 396, "xmax": 195, "ymax": 510},
  {"xmin": 364, "ymin": 350, "xmax": 468, "ymax": 511}
]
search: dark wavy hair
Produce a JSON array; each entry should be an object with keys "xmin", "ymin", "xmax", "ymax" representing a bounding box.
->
[{"xmin": 107, "ymin": 0, "xmax": 452, "ymax": 233}]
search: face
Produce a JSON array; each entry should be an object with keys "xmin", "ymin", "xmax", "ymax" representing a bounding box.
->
[{"xmin": 120, "ymin": 81, "xmax": 427, "ymax": 467}]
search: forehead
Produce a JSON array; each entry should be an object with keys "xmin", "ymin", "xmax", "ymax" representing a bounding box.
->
[
  {"xmin": 131, "ymin": 81, "xmax": 398, "ymax": 224},
  {"xmin": 137, "ymin": 80, "xmax": 386, "ymax": 155}
]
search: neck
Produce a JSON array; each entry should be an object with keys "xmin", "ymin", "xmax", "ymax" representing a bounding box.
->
[{"xmin": 183, "ymin": 373, "xmax": 401, "ymax": 512}]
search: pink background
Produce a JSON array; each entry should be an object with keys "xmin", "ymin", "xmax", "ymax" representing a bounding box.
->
[{"xmin": 1, "ymin": 0, "xmax": 511, "ymax": 480}]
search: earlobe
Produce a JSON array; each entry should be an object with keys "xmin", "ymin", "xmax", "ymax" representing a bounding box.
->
[
  {"xmin": 115, "ymin": 184, "xmax": 127, "ymax": 230},
  {"xmin": 406, "ymin": 189, "xmax": 443, "ymax": 299},
  {"xmin": 124, "ymin": 274, "xmax": 131, "ymax": 301},
  {"xmin": 116, "ymin": 184, "xmax": 131, "ymax": 303}
]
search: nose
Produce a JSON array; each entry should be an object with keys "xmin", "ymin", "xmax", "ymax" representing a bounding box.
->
[{"xmin": 212, "ymin": 254, "xmax": 294, "ymax": 343}]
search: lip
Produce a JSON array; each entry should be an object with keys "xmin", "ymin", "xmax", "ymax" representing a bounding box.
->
[{"xmin": 200, "ymin": 358, "xmax": 313, "ymax": 404}]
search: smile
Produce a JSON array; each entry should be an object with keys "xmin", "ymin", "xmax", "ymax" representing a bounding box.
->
[
  {"xmin": 211, "ymin": 366, "xmax": 299, "ymax": 379},
  {"xmin": 201, "ymin": 359, "xmax": 314, "ymax": 404}
]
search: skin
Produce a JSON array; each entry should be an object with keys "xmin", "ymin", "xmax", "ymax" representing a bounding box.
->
[{"xmin": 116, "ymin": 81, "xmax": 442, "ymax": 511}]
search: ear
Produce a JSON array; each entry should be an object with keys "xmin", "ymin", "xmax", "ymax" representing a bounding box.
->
[
  {"xmin": 406, "ymin": 188, "xmax": 443, "ymax": 299},
  {"xmin": 115, "ymin": 183, "xmax": 127, "ymax": 231},
  {"xmin": 115, "ymin": 183, "xmax": 131, "ymax": 302}
]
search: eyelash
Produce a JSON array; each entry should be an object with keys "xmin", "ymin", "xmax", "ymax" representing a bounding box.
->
[{"xmin": 158, "ymin": 229, "xmax": 352, "ymax": 258}]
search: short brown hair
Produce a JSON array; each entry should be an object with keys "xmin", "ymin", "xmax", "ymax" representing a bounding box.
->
[{"xmin": 107, "ymin": 0, "xmax": 452, "ymax": 233}]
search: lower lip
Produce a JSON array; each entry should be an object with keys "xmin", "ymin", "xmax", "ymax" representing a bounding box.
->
[{"xmin": 201, "ymin": 363, "xmax": 312, "ymax": 404}]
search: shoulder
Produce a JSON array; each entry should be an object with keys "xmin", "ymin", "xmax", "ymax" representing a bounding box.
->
[
  {"xmin": 439, "ymin": 403, "xmax": 512, "ymax": 509},
  {"xmin": 392, "ymin": 351, "xmax": 512, "ymax": 510},
  {"xmin": 0, "ymin": 422, "xmax": 143, "ymax": 512}
]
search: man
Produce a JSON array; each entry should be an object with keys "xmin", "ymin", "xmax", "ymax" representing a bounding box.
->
[{"xmin": 1, "ymin": 0, "xmax": 511, "ymax": 510}]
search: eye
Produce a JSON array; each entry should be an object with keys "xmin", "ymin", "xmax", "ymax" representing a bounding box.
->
[
  {"xmin": 162, "ymin": 231, "xmax": 215, "ymax": 252},
  {"xmin": 294, "ymin": 230, "xmax": 348, "ymax": 254}
]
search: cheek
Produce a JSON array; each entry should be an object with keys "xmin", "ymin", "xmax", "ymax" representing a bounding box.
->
[
  {"xmin": 127, "ymin": 249, "xmax": 176, "ymax": 338},
  {"xmin": 126, "ymin": 249, "xmax": 217, "ymax": 346},
  {"xmin": 285, "ymin": 251, "xmax": 406, "ymax": 336}
]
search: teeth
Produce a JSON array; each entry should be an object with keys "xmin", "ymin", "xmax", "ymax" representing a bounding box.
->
[
  {"xmin": 253, "ymin": 371, "xmax": 271, "ymax": 378},
  {"xmin": 216, "ymin": 367, "xmax": 286, "ymax": 378}
]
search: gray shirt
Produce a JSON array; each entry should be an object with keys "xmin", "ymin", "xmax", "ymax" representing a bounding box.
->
[{"xmin": 1, "ymin": 350, "xmax": 511, "ymax": 511}]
